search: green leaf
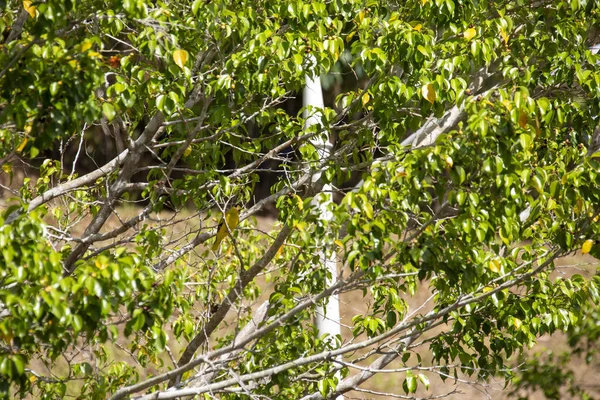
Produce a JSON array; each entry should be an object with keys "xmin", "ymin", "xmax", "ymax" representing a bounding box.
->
[
  {"xmin": 318, "ymin": 378, "xmax": 329, "ymax": 397},
  {"xmin": 386, "ymin": 310, "xmax": 397, "ymax": 328},
  {"xmin": 191, "ymin": 0, "xmax": 202, "ymax": 15},
  {"xmin": 11, "ymin": 355, "xmax": 25, "ymax": 376},
  {"xmin": 102, "ymin": 102, "xmax": 116, "ymax": 122},
  {"xmin": 520, "ymin": 133, "xmax": 532, "ymax": 150},
  {"xmin": 418, "ymin": 373, "xmax": 430, "ymax": 390},
  {"xmin": 404, "ymin": 374, "xmax": 417, "ymax": 393}
]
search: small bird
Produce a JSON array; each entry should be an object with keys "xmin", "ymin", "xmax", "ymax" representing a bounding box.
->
[{"xmin": 212, "ymin": 207, "xmax": 240, "ymax": 251}]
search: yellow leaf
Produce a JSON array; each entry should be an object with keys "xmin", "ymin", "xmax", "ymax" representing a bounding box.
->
[
  {"xmin": 173, "ymin": 49, "xmax": 189, "ymax": 70},
  {"xmin": 357, "ymin": 11, "xmax": 365, "ymax": 23},
  {"xmin": 334, "ymin": 239, "xmax": 344, "ymax": 248},
  {"xmin": 23, "ymin": 0, "xmax": 36, "ymax": 18},
  {"xmin": 276, "ymin": 244, "xmax": 285, "ymax": 257},
  {"xmin": 95, "ymin": 257, "xmax": 108, "ymax": 270},
  {"xmin": 413, "ymin": 24, "xmax": 422, "ymax": 32},
  {"xmin": 422, "ymin": 83, "xmax": 436, "ymax": 104},
  {"xmin": 346, "ymin": 30, "xmax": 356, "ymax": 42},
  {"xmin": 518, "ymin": 110, "xmax": 528, "ymax": 129},
  {"xmin": 488, "ymin": 258, "xmax": 501, "ymax": 273},
  {"xmin": 582, "ymin": 239, "xmax": 594, "ymax": 254},
  {"xmin": 183, "ymin": 146, "xmax": 192, "ymax": 157},
  {"xmin": 293, "ymin": 220, "xmax": 306, "ymax": 231},
  {"xmin": 513, "ymin": 317, "xmax": 522, "ymax": 329},
  {"xmin": 421, "ymin": 0, "xmax": 429, "ymax": 4},
  {"xmin": 293, "ymin": 194, "xmax": 303, "ymax": 210},
  {"xmin": 16, "ymin": 137, "xmax": 28, "ymax": 153},
  {"xmin": 500, "ymin": 28, "xmax": 509, "ymax": 45},
  {"xmin": 80, "ymin": 40, "xmax": 93, "ymax": 52},
  {"xmin": 362, "ymin": 92, "xmax": 370, "ymax": 107},
  {"xmin": 1, "ymin": 163, "xmax": 11, "ymax": 174},
  {"xmin": 464, "ymin": 28, "xmax": 476, "ymax": 41},
  {"xmin": 396, "ymin": 167, "xmax": 407, "ymax": 177}
]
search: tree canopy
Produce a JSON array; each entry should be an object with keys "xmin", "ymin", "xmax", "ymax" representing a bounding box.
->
[{"xmin": 1, "ymin": 0, "xmax": 600, "ymax": 398}]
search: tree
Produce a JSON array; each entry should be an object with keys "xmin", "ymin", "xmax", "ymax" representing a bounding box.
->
[{"xmin": 1, "ymin": 0, "xmax": 600, "ymax": 398}]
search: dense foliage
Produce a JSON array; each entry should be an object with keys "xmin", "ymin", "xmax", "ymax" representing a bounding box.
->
[{"xmin": 1, "ymin": 0, "xmax": 600, "ymax": 398}]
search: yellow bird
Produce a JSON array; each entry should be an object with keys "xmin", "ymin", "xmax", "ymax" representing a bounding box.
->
[{"xmin": 211, "ymin": 207, "xmax": 240, "ymax": 251}]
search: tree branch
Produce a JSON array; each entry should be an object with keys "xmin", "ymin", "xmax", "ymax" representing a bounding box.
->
[
  {"xmin": 4, "ymin": 149, "xmax": 130, "ymax": 225},
  {"xmin": 169, "ymin": 224, "xmax": 292, "ymax": 386},
  {"xmin": 4, "ymin": 10, "xmax": 30, "ymax": 44},
  {"xmin": 62, "ymin": 112, "xmax": 166, "ymax": 273},
  {"xmin": 117, "ymin": 248, "xmax": 561, "ymax": 399},
  {"xmin": 109, "ymin": 270, "xmax": 363, "ymax": 400}
]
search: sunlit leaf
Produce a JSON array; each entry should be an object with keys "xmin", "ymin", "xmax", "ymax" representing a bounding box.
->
[
  {"xmin": 173, "ymin": 49, "xmax": 189, "ymax": 70},
  {"xmin": 500, "ymin": 28, "xmax": 509, "ymax": 44},
  {"xmin": 23, "ymin": 0, "xmax": 35, "ymax": 18},
  {"xmin": 102, "ymin": 103, "xmax": 116, "ymax": 122},
  {"xmin": 464, "ymin": 28, "xmax": 476, "ymax": 41},
  {"xmin": 444, "ymin": 155, "xmax": 453, "ymax": 168},
  {"xmin": 422, "ymin": 83, "xmax": 436, "ymax": 103},
  {"xmin": 513, "ymin": 318, "xmax": 522, "ymax": 329},
  {"xmin": 489, "ymin": 258, "xmax": 501, "ymax": 273},
  {"xmin": 16, "ymin": 137, "xmax": 28, "ymax": 153},
  {"xmin": 582, "ymin": 239, "xmax": 593, "ymax": 254},
  {"xmin": 362, "ymin": 92, "xmax": 370, "ymax": 107}
]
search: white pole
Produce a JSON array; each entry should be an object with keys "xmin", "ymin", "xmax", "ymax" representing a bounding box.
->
[{"xmin": 303, "ymin": 61, "xmax": 343, "ymax": 398}]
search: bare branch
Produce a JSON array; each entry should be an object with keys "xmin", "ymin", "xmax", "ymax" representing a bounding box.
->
[
  {"xmin": 169, "ymin": 224, "xmax": 292, "ymax": 386},
  {"xmin": 109, "ymin": 270, "xmax": 363, "ymax": 400},
  {"xmin": 4, "ymin": 149, "xmax": 129, "ymax": 225},
  {"xmin": 4, "ymin": 10, "xmax": 30, "ymax": 44},
  {"xmin": 113, "ymin": 246, "xmax": 562, "ymax": 399}
]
